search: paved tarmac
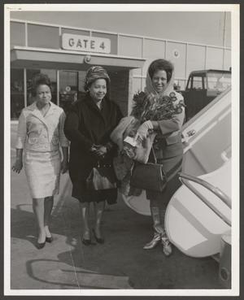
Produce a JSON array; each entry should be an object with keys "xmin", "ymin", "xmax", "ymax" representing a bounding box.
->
[{"xmin": 10, "ymin": 123, "xmax": 223, "ymax": 292}]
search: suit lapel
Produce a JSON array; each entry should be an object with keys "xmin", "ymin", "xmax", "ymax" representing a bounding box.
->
[
  {"xmin": 28, "ymin": 102, "xmax": 49, "ymax": 128},
  {"xmin": 45, "ymin": 102, "xmax": 57, "ymax": 119}
]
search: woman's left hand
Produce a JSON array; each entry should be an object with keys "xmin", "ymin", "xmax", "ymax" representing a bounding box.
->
[
  {"xmin": 61, "ymin": 160, "xmax": 69, "ymax": 173},
  {"xmin": 92, "ymin": 145, "xmax": 108, "ymax": 158}
]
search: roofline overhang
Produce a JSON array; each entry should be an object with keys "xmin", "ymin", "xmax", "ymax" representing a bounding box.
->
[
  {"xmin": 189, "ymin": 69, "xmax": 231, "ymax": 75},
  {"xmin": 11, "ymin": 46, "xmax": 146, "ymax": 71}
]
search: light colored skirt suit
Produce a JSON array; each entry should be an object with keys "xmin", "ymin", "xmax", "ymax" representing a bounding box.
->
[
  {"xmin": 24, "ymin": 150, "xmax": 61, "ymax": 198},
  {"xmin": 16, "ymin": 102, "xmax": 69, "ymax": 199}
]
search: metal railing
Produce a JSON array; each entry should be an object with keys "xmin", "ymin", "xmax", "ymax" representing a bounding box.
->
[{"xmin": 178, "ymin": 172, "xmax": 231, "ymax": 227}]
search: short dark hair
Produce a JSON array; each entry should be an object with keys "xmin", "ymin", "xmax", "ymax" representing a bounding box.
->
[
  {"xmin": 31, "ymin": 73, "xmax": 52, "ymax": 97},
  {"xmin": 148, "ymin": 59, "xmax": 174, "ymax": 83}
]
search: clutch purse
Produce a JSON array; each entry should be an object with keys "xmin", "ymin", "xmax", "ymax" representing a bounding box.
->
[{"xmin": 86, "ymin": 162, "xmax": 117, "ymax": 191}]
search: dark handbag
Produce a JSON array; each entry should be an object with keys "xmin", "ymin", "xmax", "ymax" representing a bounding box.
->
[
  {"xmin": 130, "ymin": 162, "xmax": 167, "ymax": 192},
  {"xmin": 86, "ymin": 162, "xmax": 117, "ymax": 191},
  {"xmin": 130, "ymin": 148, "xmax": 167, "ymax": 192}
]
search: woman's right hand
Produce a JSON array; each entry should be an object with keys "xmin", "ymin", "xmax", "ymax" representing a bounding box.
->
[
  {"xmin": 91, "ymin": 144, "xmax": 107, "ymax": 158},
  {"xmin": 12, "ymin": 159, "xmax": 23, "ymax": 174},
  {"xmin": 136, "ymin": 120, "xmax": 154, "ymax": 142}
]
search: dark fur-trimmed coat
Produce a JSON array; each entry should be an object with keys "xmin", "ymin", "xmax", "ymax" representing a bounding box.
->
[{"xmin": 64, "ymin": 94, "xmax": 122, "ymax": 202}]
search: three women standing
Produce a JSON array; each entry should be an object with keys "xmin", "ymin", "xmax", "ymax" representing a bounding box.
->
[
  {"xmin": 12, "ymin": 61, "xmax": 183, "ymax": 257},
  {"xmin": 12, "ymin": 74, "xmax": 69, "ymax": 249},
  {"xmin": 64, "ymin": 66, "xmax": 122, "ymax": 245}
]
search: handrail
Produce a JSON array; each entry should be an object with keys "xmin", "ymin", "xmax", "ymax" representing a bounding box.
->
[{"xmin": 178, "ymin": 172, "xmax": 231, "ymax": 227}]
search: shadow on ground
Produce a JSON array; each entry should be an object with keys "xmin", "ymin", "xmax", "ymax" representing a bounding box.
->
[{"xmin": 10, "ymin": 158, "xmax": 223, "ymax": 290}]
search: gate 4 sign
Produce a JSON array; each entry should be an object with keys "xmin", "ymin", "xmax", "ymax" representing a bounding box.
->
[{"xmin": 62, "ymin": 33, "xmax": 111, "ymax": 54}]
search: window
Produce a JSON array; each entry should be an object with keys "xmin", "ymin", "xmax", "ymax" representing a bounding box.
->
[
  {"xmin": 10, "ymin": 22, "xmax": 25, "ymax": 48},
  {"xmin": 11, "ymin": 69, "xmax": 24, "ymax": 120},
  {"xmin": 28, "ymin": 24, "xmax": 60, "ymax": 49},
  {"xmin": 59, "ymin": 71, "xmax": 78, "ymax": 113},
  {"xmin": 192, "ymin": 76, "xmax": 204, "ymax": 90},
  {"xmin": 207, "ymin": 72, "xmax": 231, "ymax": 92},
  {"xmin": 78, "ymin": 71, "xmax": 86, "ymax": 93}
]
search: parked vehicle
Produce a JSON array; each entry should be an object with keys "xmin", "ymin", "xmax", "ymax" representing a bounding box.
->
[
  {"xmin": 121, "ymin": 87, "xmax": 231, "ymax": 216},
  {"xmin": 181, "ymin": 69, "xmax": 231, "ymax": 121}
]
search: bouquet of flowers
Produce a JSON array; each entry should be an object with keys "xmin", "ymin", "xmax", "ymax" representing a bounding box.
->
[
  {"xmin": 130, "ymin": 91, "xmax": 185, "ymax": 122},
  {"xmin": 123, "ymin": 91, "xmax": 185, "ymax": 160}
]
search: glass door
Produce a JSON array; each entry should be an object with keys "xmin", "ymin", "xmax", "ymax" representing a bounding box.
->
[{"xmin": 59, "ymin": 71, "xmax": 78, "ymax": 113}]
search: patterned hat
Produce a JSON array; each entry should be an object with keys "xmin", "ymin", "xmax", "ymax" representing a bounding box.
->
[{"xmin": 85, "ymin": 66, "xmax": 110, "ymax": 91}]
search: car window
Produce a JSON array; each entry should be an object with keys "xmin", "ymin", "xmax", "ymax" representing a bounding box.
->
[
  {"xmin": 207, "ymin": 72, "xmax": 231, "ymax": 92},
  {"xmin": 192, "ymin": 76, "xmax": 203, "ymax": 89}
]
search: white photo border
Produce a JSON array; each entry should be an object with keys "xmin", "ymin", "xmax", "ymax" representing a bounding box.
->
[{"xmin": 4, "ymin": 3, "xmax": 240, "ymax": 297}]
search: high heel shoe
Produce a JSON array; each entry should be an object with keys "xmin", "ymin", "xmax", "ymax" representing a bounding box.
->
[
  {"xmin": 36, "ymin": 233, "xmax": 46, "ymax": 249},
  {"xmin": 46, "ymin": 236, "xmax": 53, "ymax": 243},
  {"xmin": 82, "ymin": 231, "xmax": 91, "ymax": 246},
  {"xmin": 82, "ymin": 238, "xmax": 91, "ymax": 246},
  {"xmin": 143, "ymin": 232, "xmax": 161, "ymax": 250},
  {"xmin": 36, "ymin": 241, "xmax": 46, "ymax": 249},
  {"xmin": 161, "ymin": 231, "xmax": 172, "ymax": 256},
  {"xmin": 92, "ymin": 229, "xmax": 104, "ymax": 244}
]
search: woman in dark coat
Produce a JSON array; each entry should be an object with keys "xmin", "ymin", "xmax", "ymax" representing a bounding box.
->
[{"xmin": 64, "ymin": 66, "xmax": 122, "ymax": 245}]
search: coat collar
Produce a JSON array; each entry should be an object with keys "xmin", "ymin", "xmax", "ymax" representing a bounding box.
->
[
  {"xmin": 27, "ymin": 101, "xmax": 58, "ymax": 126},
  {"xmin": 84, "ymin": 94, "xmax": 108, "ymax": 118},
  {"xmin": 85, "ymin": 94, "xmax": 103, "ymax": 110}
]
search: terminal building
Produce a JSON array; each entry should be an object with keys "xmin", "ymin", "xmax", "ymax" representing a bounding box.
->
[{"xmin": 10, "ymin": 18, "xmax": 231, "ymax": 119}]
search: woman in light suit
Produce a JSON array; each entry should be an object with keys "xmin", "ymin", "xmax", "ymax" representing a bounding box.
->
[{"xmin": 12, "ymin": 74, "xmax": 69, "ymax": 249}]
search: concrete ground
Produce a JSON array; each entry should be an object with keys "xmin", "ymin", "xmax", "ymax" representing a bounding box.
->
[{"xmin": 9, "ymin": 123, "xmax": 223, "ymax": 292}]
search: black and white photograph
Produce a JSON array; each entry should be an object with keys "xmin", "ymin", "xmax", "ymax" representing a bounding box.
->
[{"xmin": 4, "ymin": 3, "xmax": 240, "ymax": 297}]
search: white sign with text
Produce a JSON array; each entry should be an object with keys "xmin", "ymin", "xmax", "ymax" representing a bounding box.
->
[{"xmin": 62, "ymin": 33, "xmax": 111, "ymax": 54}]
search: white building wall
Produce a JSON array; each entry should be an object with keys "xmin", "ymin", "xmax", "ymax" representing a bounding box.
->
[{"xmin": 10, "ymin": 19, "xmax": 232, "ymax": 114}]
